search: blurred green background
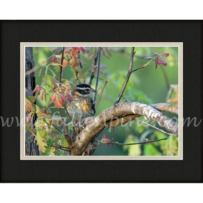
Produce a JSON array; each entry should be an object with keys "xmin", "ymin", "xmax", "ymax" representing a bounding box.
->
[{"xmin": 33, "ymin": 47, "xmax": 178, "ymax": 156}]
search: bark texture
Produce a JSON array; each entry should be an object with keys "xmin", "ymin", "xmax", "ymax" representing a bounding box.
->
[
  {"xmin": 71, "ymin": 102, "xmax": 178, "ymax": 155},
  {"xmin": 151, "ymin": 103, "xmax": 178, "ymax": 115},
  {"xmin": 25, "ymin": 47, "xmax": 39, "ymax": 155}
]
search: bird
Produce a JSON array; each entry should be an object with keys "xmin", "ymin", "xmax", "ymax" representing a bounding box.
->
[{"xmin": 66, "ymin": 83, "xmax": 96, "ymax": 123}]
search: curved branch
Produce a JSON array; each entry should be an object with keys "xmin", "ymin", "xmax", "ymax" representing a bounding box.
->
[
  {"xmin": 151, "ymin": 103, "xmax": 178, "ymax": 115},
  {"xmin": 71, "ymin": 102, "xmax": 178, "ymax": 155}
]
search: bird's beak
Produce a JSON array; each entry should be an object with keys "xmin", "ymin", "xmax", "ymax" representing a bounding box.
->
[{"xmin": 90, "ymin": 88, "xmax": 96, "ymax": 93}]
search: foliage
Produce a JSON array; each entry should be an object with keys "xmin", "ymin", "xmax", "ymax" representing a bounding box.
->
[{"xmin": 25, "ymin": 46, "xmax": 178, "ymax": 156}]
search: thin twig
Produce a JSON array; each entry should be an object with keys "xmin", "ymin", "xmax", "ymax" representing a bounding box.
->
[
  {"xmin": 114, "ymin": 47, "xmax": 134, "ymax": 106},
  {"xmin": 25, "ymin": 55, "xmax": 54, "ymax": 76},
  {"xmin": 95, "ymin": 137, "xmax": 168, "ymax": 146},
  {"xmin": 94, "ymin": 47, "xmax": 101, "ymax": 103},
  {"xmin": 47, "ymin": 143, "xmax": 70, "ymax": 151},
  {"xmin": 89, "ymin": 48, "xmax": 99, "ymax": 86},
  {"xmin": 59, "ymin": 47, "xmax": 65, "ymax": 86},
  {"xmin": 96, "ymin": 81, "xmax": 108, "ymax": 109},
  {"xmin": 134, "ymin": 118, "xmax": 176, "ymax": 136},
  {"xmin": 73, "ymin": 69, "xmax": 79, "ymax": 85},
  {"xmin": 78, "ymin": 51, "xmax": 85, "ymax": 83}
]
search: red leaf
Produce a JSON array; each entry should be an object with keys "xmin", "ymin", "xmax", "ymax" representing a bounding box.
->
[
  {"xmin": 101, "ymin": 135, "xmax": 110, "ymax": 146},
  {"xmin": 50, "ymin": 56, "xmax": 56, "ymax": 63},
  {"xmin": 93, "ymin": 66, "xmax": 97, "ymax": 70},
  {"xmin": 73, "ymin": 47, "xmax": 81, "ymax": 51},
  {"xmin": 50, "ymin": 93, "xmax": 56, "ymax": 102},
  {"xmin": 65, "ymin": 49, "xmax": 71, "ymax": 53},
  {"xmin": 160, "ymin": 57, "xmax": 167, "ymax": 66},
  {"xmin": 161, "ymin": 53, "xmax": 169, "ymax": 57},
  {"xmin": 80, "ymin": 48, "xmax": 85, "ymax": 54},
  {"xmin": 88, "ymin": 54, "xmax": 94, "ymax": 61},
  {"xmin": 41, "ymin": 91, "xmax": 44, "ymax": 101},
  {"xmin": 37, "ymin": 85, "xmax": 42, "ymax": 92},
  {"xmin": 54, "ymin": 95, "xmax": 63, "ymax": 109},
  {"xmin": 71, "ymin": 48, "xmax": 77, "ymax": 57},
  {"xmin": 99, "ymin": 71, "xmax": 103, "ymax": 74},
  {"xmin": 59, "ymin": 94, "xmax": 67, "ymax": 101}
]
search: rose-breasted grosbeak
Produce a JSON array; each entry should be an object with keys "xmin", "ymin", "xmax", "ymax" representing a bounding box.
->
[{"xmin": 66, "ymin": 83, "xmax": 96, "ymax": 122}]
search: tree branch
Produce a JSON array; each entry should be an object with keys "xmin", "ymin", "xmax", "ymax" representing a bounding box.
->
[
  {"xmin": 78, "ymin": 51, "xmax": 85, "ymax": 83},
  {"xmin": 96, "ymin": 81, "xmax": 108, "ymax": 109},
  {"xmin": 114, "ymin": 47, "xmax": 134, "ymax": 105},
  {"xmin": 134, "ymin": 118, "xmax": 174, "ymax": 136},
  {"xmin": 151, "ymin": 103, "xmax": 178, "ymax": 115},
  {"xmin": 95, "ymin": 137, "xmax": 168, "ymax": 146},
  {"xmin": 94, "ymin": 47, "xmax": 101, "ymax": 103},
  {"xmin": 59, "ymin": 47, "xmax": 65, "ymax": 85},
  {"xmin": 89, "ymin": 48, "xmax": 99, "ymax": 86},
  {"xmin": 71, "ymin": 102, "xmax": 178, "ymax": 155}
]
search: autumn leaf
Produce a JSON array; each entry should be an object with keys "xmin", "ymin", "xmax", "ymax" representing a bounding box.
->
[
  {"xmin": 41, "ymin": 91, "xmax": 44, "ymax": 101},
  {"xmin": 50, "ymin": 55, "xmax": 56, "ymax": 63},
  {"xmin": 26, "ymin": 111, "xmax": 33, "ymax": 124},
  {"xmin": 49, "ymin": 93, "xmax": 56, "ymax": 102},
  {"xmin": 36, "ymin": 130, "xmax": 47, "ymax": 153},
  {"xmin": 49, "ymin": 93, "xmax": 68, "ymax": 108},
  {"xmin": 71, "ymin": 48, "xmax": 77, "ymax": 57},
  {"xmin": 37, "ymin": 85, "xmax": 42, "ymax": 92},
  {"xmin": 69, "ymin": 57, "xmax": 77, "ymax": 69},
  {"xmin": 25, "ymin": 98, "xmax": 33, "ymax": 112},
  {"xmin": 65, "ymin": 49, "xmax": 71, "ymax": 53},
  {"xmin": 36, "ymin": 106, "xmax": 48, "ymax": 118},
  {"xmin": 58, "ymin": 59, "xmax": 69, "ymax": 68},
  {"xmin": 54, "ymin": 94, "xmax": 62, "ymax": 109}
]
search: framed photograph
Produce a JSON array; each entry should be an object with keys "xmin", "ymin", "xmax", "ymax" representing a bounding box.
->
[
  {"xmin": 21, "ymin": 42, "xmax": 183, "ymax": 160},
  {"xmin": 0, "ymin": 21, "xmax": 202, "ymax": 182}
]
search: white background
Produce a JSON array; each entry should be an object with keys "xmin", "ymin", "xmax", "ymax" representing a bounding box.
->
[
  {"xmin": 0, "ymin": 184, "xmax": 203, "ymax": 202},
  {"xmin": 0, "ymin": 1, "xmax": 202, "ymax": 202},
  {"xmin": 0, "ymin": 0, "xmax": 203, "ymax": 19}
]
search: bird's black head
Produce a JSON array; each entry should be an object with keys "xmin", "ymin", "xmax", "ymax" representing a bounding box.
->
[{"xmin": 73, "ymin": 83, "xmax": 96, "ymax": 97}]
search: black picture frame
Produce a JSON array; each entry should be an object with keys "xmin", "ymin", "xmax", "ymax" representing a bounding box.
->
[{"xmin": 0, "ymin": 20, "xmax": 202, "ymax": 182}]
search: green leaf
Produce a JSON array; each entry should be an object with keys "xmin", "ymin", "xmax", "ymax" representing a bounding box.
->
[
  {"xmin": 123, "ymin": 135, "xmax": 141, "ymax": 156},
  {"xmin": 49, "ymin": 62, "xmax": 61, "ymax": 66},
  {"xmin": 48, "ymin": 68, "xmax": 57, "ymax": 78},
  {"xmin": 27, "ymin": 96, "xmax": 35, "ymax": 103},
  {"xmin": 144, "ymin": 144, "xmax": 162, "ymax": 156},
  {"xmin": 164, "ymin": 135, "xmax": 178, "ymax": 155}
]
